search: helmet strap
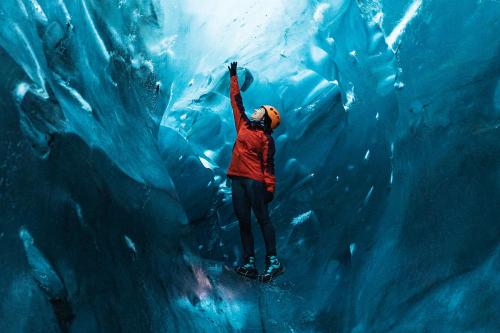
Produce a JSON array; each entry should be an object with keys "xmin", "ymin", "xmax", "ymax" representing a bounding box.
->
[{"xmin": 263, "ymin": 112, "xmax": 272, "ymax": 133}]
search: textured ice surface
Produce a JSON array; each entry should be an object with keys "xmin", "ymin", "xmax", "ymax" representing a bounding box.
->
[{"xmin": 1, "ymin": 0, "xmax": 499, "ymax": 332}]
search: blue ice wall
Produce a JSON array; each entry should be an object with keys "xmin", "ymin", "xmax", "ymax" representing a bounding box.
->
[{"xmin": 1, "ymin": 0, "xmax": 499, "ymax": 332}]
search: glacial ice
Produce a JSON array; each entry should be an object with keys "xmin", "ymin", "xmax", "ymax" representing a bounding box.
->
[{"xmin": 1, "ymin": 0, "xmax": 499, "ymax": 332}]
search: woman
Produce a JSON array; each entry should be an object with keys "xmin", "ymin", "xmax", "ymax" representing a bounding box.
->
[{"xmin": 226, "ymin": 61, "xmax": 284, "ymax": 282}]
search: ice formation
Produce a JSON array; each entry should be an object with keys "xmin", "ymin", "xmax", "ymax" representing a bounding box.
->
[{"xmin": 1, "ymin": 0, "xmax": 499, "ymax": 332}]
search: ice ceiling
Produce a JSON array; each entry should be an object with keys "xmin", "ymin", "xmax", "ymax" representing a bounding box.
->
[{"xmin": 0, "ymin": 0, "xmax": 499, "ymax": 332}]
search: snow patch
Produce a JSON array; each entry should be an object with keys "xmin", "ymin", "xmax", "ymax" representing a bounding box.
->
[
  {"xmin": 14, "ymin": 82, "xmax": 30, "ymax": 102},
  {"xmin": 313, "ymin": 3, "xmax": 330, "ymax": 23},
  {"xmin": 386, "ymin": 0, "xmax": 422, "ymax": 50},
  {"xmin": 199, "ymin": 156, "xmax": 216, "ymax": 170},
  {"xmin": 291, "ymin": 211, "xmax": 313, "ymax": 225},
  {"xmin": 124, "ymin": 235, "xmax": 137, "ymax": 253}
]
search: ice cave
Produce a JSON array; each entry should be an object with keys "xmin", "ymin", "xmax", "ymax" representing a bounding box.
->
[{"xmin": 0, "ymin": 0, "xmax": 499, "ymax": 332}]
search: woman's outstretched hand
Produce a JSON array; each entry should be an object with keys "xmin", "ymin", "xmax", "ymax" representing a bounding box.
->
[{"xmin": 228, "ymin": 61, "xmax": 237, "ymax": 76}]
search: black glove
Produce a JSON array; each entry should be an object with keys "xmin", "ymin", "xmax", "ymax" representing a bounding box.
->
[
  {"xmin": 265, "ymin": 191, "xmax": 274, "ymax": 204},
  {"xmin": 228, "ymin": 61, "xmax": 237, "ymax": 77}
]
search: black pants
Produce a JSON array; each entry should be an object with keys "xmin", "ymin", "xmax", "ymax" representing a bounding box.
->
[{"xmin": 231, "ymin": 177, "xmax": 277, "ymax": 260}]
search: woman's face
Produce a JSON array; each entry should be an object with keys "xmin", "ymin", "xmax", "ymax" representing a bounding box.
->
[{"xmin": 251, "ymin": 107, "xmax": 265, "ymax": 121}]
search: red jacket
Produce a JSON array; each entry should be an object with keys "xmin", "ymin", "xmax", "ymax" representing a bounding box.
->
[{"xmin": 227, "ymin": 75, "xmax": 276, "ymax": 193}]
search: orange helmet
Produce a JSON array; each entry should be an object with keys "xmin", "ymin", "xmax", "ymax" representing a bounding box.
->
[{"xmin": 261, "ymin": 105, "xmax": 281, "ymax": 129}]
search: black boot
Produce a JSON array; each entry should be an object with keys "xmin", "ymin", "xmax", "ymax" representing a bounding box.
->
[
  {"xmin": 258, "ymin": 255, "xmax": 284, "ymax": 283},
  {"xmin": 235, "ymin": 256, "xmax": 258, "ymax": 279}
]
